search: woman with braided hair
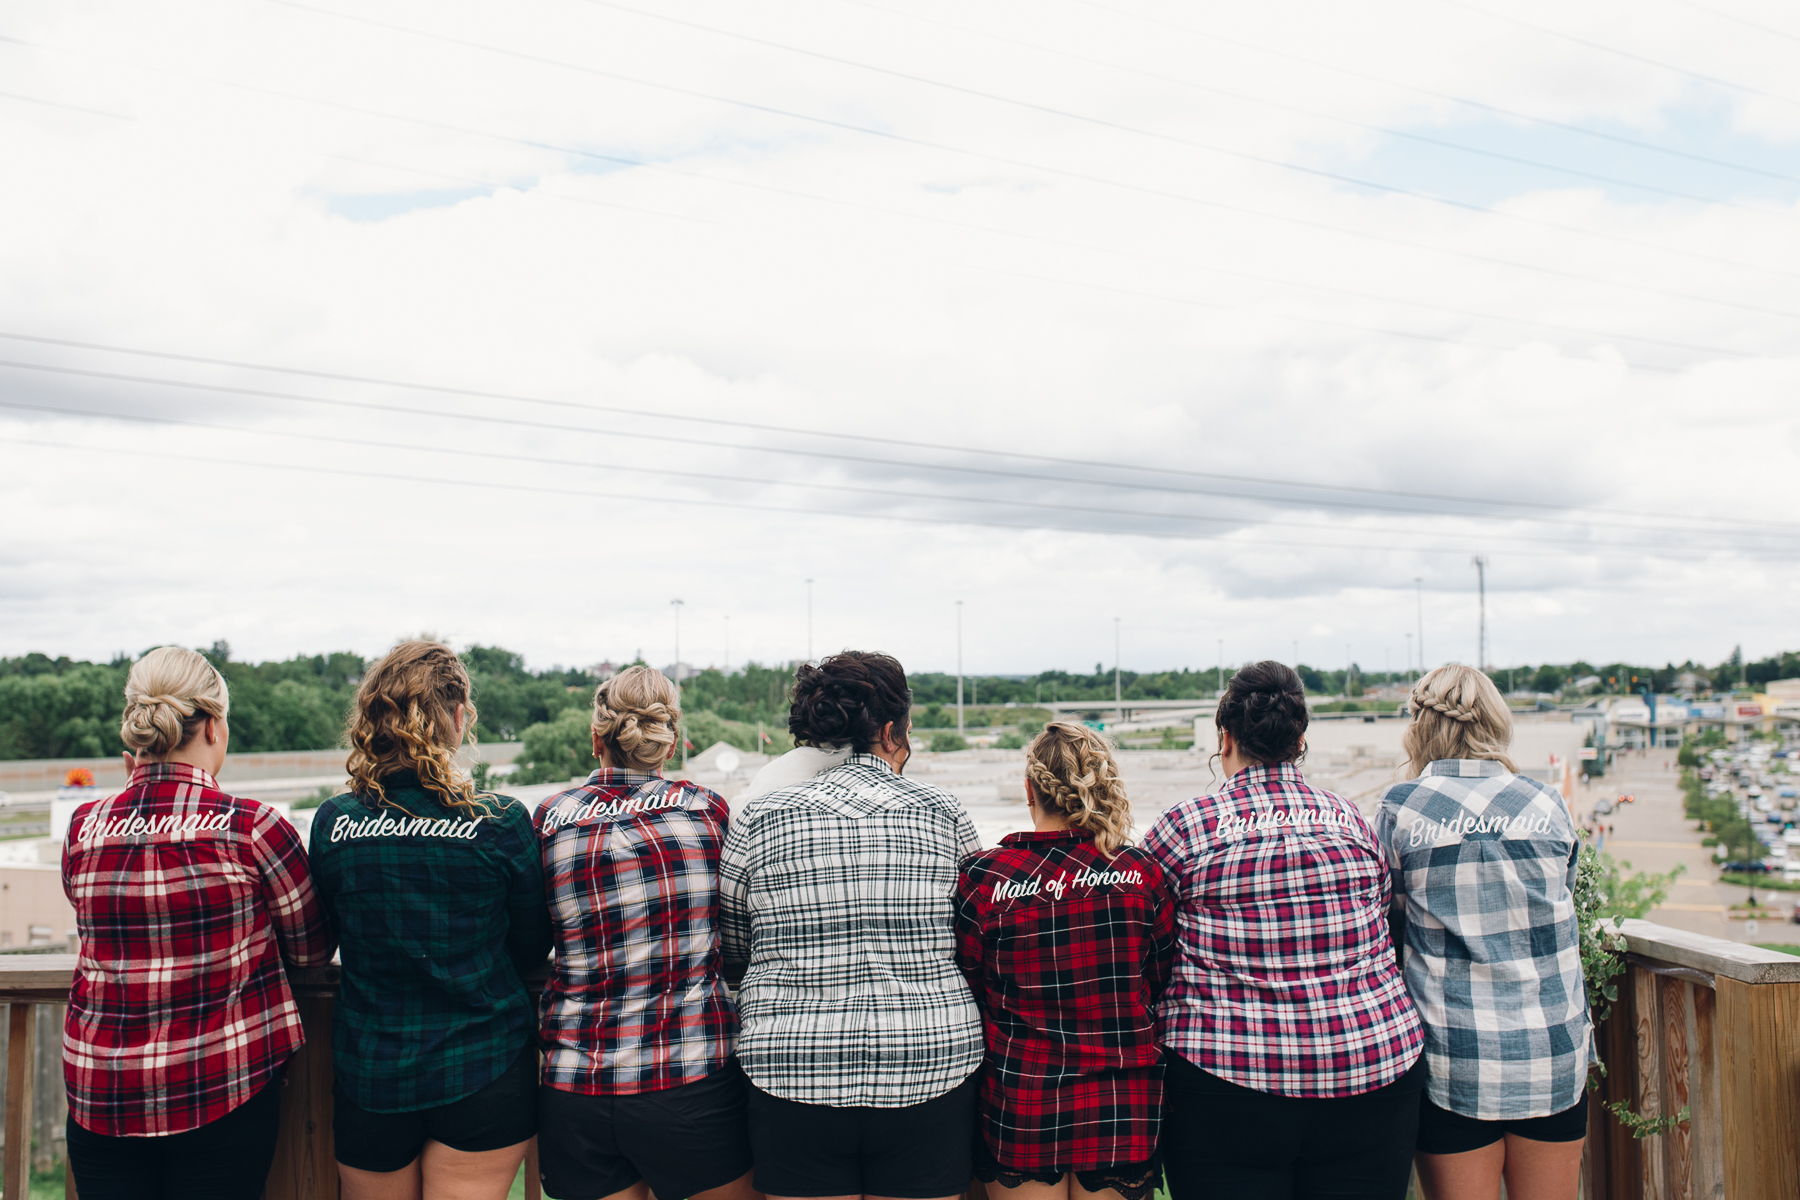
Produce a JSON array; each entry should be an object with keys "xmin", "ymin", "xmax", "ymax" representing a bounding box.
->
[
  {"xmin": 309, "ymin": 640, "xmax": 552, "ymax": 1200},
  {"xmin": 953, "ymin": 723, "xmax": 1175, "ymax": 1200},
  {"xmin": 1375, "ymin": 665, "xmax": 1590, "ymax": 1200},
  {"xmin": 532, "ymin": 666, "xmax": 757, "ymax": 1200},
  {"xmin": 1143, "ymin": 660, "xmax": 1423, "ymax": 1200}
]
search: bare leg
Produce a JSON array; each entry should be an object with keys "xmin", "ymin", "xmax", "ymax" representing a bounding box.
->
[
  {"xmin": 1498, "ymin": 1133, "xmax": 1584, "ymax": 1200},
  {"xmin": 1414, "ymin": 1142, "xmax": 1505, "ymax": 1200},
  {"xmin": 339, "ymin": 1157, "xmax": 424, "ymax": 1200},
  {"xmin": 418, "ymin": 1138, "xmax": 533, "ymax": 1200},
  {"xmin": 1072, "ymin": 1170, "xmax": 1143, "ymax": 1200},
  {"xmin": 691, "ymin": 1169, "xmax": 763, "ymax": 1200},
  {"xmin": 978, "ymin": 1177, "xmax": 1068, "ymax": 1200}
]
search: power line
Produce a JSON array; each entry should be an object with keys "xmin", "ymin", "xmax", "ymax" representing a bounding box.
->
[
  {"xmin": 582, "ymin": 0, "xmax": 1760, "ymax": 211},
  {"xmin": 1066, "ymin": 0, "xmax": 1800, "ymax": 185},
  {"xmin": 0, "ymin": 431, "xmax": 1788, "ymax": 563},
  {"xmin": 6, "ymin": 351, "xmax": 1800, "ymax": 541},
  {"xmin": 6, "ymin": 392, "xmax": 1766, "ymax": 555},
  {"xmin": 1438, "ymin": 0, "xmax": 1800, "ymax": 110},
  {"xmin": 8, "ymin": 27, "xmax": 1792, "ymax": 333},
  {"xmin": 264, "ymin": 0, "xmax": 1800, "ymax": 283},
  {"xmin": 0, "ymin": 90, "xmax": 133, "ymax": 120},
  {"xmin": 1660, "ymin": 0, "xmax": 1800, "ymax": 45}
]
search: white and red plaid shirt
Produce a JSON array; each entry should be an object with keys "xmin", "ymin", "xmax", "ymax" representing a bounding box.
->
[
  {"xmin": 1142, "ymin": 761, "xmax": 1422, "ymax": 1098},
  {"xmin": 62, "ymin": 763, "xmax": 335, "ymax": 1136}
]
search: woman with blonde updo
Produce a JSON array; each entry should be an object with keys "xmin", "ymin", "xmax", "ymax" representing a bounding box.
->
[
  {"xmin": 62, "ymin": 646, "xmax": 334, "ymax": 1200},
  {"xmin": 954, "ymin": 723, "xmax": 1176, "ymax": 1200},
  {"xmin": 1375, "ymin": 665, "xmax": 1590, "ymax": 1200},
  {"xmin": 532, "ymin": 666, "xmax": 756, "ymax": 1200},
  {"xmin": 308, "ymin": 641, "xmax": 551, "ymax": 1200}
]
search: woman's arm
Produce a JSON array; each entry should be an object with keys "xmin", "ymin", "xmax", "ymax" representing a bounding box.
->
[
  {"xmin": 500, "ymin": 803, "xmax": 554, "ymax": 976},
  {"xmin": 1143, "ymin": 856, "xmax": 1179, "ymax": 1002},
  {"xmin": 951, "ymin": 862, "xmax": 989, "ymax": 1011},
  {"xmin": 718, "ymin": 815, "xmax": 755, "ymax": 973},
  {"xmin": 254, "ymin": 806, "xmax": 336, "ymax": 968}
]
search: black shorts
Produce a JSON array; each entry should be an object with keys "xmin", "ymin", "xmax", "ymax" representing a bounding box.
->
[
  {"xmin": 746, "ymin": 1072, "xmax": 978, "ymax": 1199},
  {"xmin": 1416, "ymin": 1091, "xmax": 1589, "ymax": 1155},
  {"xmin": 333, "ymin": 1043, "xmax": 537, "ymax": 1172},
  {"xmin": 537, "ymin": 1061, "xmax": 754, "ymax": 1200}
]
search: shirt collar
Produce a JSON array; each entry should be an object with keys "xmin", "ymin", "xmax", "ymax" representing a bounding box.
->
[
  {"xmin": 128, "ymin": 761, "xmax": 220, "ymax": 789},
  {"xmin": 841, "ymin": 751, "xmax": 899, "ymax": 776},
  {"xmin": 1229, "ymin": 760, "xmax": 1305, "ymax": 786},
  {"xmin": 1000, "ymin": 828, "xmax": 1093, "ymax": 847},
  {"xmin": 1424, "ymin": 758, "xmax": 1508, "ymax": 778},
  {"xmin": 584, "ymin": 767, "xmax": 666, "ymax": 789}
]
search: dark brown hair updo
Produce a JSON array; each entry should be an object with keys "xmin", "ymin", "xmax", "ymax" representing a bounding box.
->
[
  {"xmin": 788, "ymin": 651, "xmax": 912, "ymax": 752},
  {"xmin": 1216, "ymin": 660, "xmax": 1309, "ymax": 765}
]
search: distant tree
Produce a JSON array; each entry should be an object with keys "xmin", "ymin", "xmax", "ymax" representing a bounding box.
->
[
  {"xmin": 929, "ymin": 732, "xmax": 969, "ymax": 753},
  {"xmin": 510, "ymin": 708, "xmax": 598, "ymax": 786}
]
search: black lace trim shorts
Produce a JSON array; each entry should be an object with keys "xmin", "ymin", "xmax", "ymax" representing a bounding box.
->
[{"xmin": 973, "ymin": 1138, "xmax": 1162, "ymax": 1200}]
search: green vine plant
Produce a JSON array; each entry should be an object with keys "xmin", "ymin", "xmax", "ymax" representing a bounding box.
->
[{"xmin": 1573, "ymin": 841, "xmax": 1690, "ymax": 1138}]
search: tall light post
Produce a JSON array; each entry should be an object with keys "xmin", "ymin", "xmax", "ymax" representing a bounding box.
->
[
  {"xmin": 1114, "ymin": 617, "xmax": 1123, "ymax": 726},
  {"xmin": 805, "ymin": 578, "xmax": 814, "ymax": 663},
  {"xmin": 1415, "ymin": 577, "xmax": 1425, "ymax": 673},
  {"xmin": 671, "ymin": 599, "xmax": 686, "ymax": 766},
  {"xmin": 1471, "ymin": 556, "xmax": 1488, "ymax": 671},
  {"xmin": 956, "ymin": 600, "xmax": 965, "ymax": 735}
]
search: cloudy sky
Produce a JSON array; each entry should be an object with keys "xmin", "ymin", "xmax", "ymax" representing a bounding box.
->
[{"xmin": 3, "ymin": 0, "xmax": 1799, "ymax": 677}]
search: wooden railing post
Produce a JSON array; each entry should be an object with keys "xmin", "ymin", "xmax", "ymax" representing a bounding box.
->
[
  {"xmin": 1716, "ymin": 974, "xmax": 1800, "ymax": 1200},
  {"xmin": 5, "ymin": 1002, "xmax": 36, "ymax": 1200}
]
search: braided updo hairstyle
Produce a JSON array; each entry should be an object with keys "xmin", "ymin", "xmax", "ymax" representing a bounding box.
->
[
  {"xmin": 592, "ymin": 666, "xmax": 680, "ymax": 772},
  {"xmin": 1025, "ymin": 722, "xmax": 1133, "ymax": 858},
  {"xmin": 120, "ymin": 646, "xmax": 230, "ymax": 758},
  {"xmin": 1215, "ymin": 660, "xmax": 1310, "ymax": 766},
  {"xmin": 345, "ymin": 640, "xmax": 486, "ymax": 815},
  {"xmin": 788, "ymin": 651, "xmax": 911, "ymax": 752},
  {"xmin": 1403, "ymin": 664, "xmax": 1516, "ymax": 776}
]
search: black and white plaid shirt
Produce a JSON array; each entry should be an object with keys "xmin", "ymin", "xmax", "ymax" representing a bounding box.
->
[{"xmin": 720, "ymin": 752, "xmax": 984, "ymax": 1107}]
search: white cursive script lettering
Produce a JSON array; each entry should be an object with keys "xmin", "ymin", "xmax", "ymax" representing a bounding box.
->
[
  {"xmin": 1405, "ymin": 810, "xmax": 1553, "ymax": 848},
  {"xmin": 329, "ymin": 813, "xmax": 485, "ymax": 843},
  {"xmin": 78, "ymin": 811, "xmax": 233, "ymax": 844}
]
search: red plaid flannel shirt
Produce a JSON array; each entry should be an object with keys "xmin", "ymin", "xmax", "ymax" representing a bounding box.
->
[
  {"xmin": 62, "ymin": 763, "xmax": 335, "ymax": 1136},
  {"xmin": 1142, "ymin": 761, "xmax": 1422, "ymax": 1099},
  {"xmin": 954, "ymin": 830, "xmax": 1177, "ymax": 1171}
]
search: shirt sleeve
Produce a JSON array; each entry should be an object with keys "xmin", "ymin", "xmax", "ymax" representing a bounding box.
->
[
  {"xmin": 718, "ymin": 811, "xmax": 755, "ymax": 968},
  {"xmin": 252, "ymin": 805, "xmax": 336, "ymax": 968},
  {"xmin": 498, "ymin": 802, "xmax": 553, "ymax": 977},
  {"xmin": 1142, "ymin": 854, "xmax": 1179, "ymax": 1001},
  {"xmin": 951, "ymin": 859, "xmax": 988, "ymax": 1011},
  {"xmin": 954, "ymin": 807, "xmax": 982, "ymax": 858},
  {"xmin": 1140, "ymin": 806, "xmax": 1188, "ymax": 904}
]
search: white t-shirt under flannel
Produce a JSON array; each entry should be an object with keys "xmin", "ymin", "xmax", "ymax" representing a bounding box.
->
[
  {"xmin": 1374, "ymin": 759, "xmax": 1592, "ymax": 1121},
  {"xmin": 719, "ymin": 753, "xmax": 984, "ymax": 1108}
]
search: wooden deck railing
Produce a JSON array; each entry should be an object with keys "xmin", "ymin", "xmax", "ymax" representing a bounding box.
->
[
  {"xmin": 0, "ymin": 923, "xmax": 1794, "ymax": 1199},
  {"xmin": 1585, "ymin": 921, "xmax": 1800, "ymax": 1200}
]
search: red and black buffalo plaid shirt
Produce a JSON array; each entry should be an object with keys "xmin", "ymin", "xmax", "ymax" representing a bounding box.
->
[
  {"xmin": 954, "ymin": 830, "xmax": 1177, "ymax": 1171},
  {"xmin": 62, "ymin": 763, "xmax": 335, "ymax": 1136}
]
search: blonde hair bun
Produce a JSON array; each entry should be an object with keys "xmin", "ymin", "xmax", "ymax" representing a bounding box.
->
[
  {"xmin": 1025, "ymin": 721, "xmax": 1133, "ymax": 858},
  {"xmin": 592, "ymin": 666, "xmax": 682, "ymax": 773},
  {"xmin": 120, "ymin": 647, "xmax": 230, "ymax": 758}
]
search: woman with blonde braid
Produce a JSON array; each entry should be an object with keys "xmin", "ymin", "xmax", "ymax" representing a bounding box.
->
[
  {"xmin": 1375, "ymin": 666, "xmax": 1590, "ymax": 1200},
  {"xmin": 309, "ymin": 641, "xmax": 552, "ymax": 1200},
  {"xmin": 954, "ymin": 723, "xmax": 1176, "ymax": 1200}
]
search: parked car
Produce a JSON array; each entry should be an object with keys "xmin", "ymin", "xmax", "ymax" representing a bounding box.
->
[
  {"xmin": 1780, "ymin": 786, "xmax": 1797, "ymax": 799},
  {"xmin": 1784, "ymin": 828, "xmax": 1800, "ymax": 846},
  {"xmin": 1720, "ymin": 860, "xmax": 1775, "ymax": 874}
]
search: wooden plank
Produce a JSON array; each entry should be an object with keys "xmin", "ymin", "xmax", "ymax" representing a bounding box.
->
[
  {"xmin": 1659, "ymin": 977, "xmax": 1692, "ymax": 1200},
  {"xmin": 1632, "ymin": 967, "xmax": 1665, "ymax": 1200},
  {"xmin": 1598, "ymin": 969, "xmax": 1641, "ymax": 1200},
  {"xmin": 1689, "ymin": 983, "xmax": 1723, "ymax": 1200},
  {"xmin": 4, "ymin": 1004, "xmax": 34, "ymax": 1200},
  {"xmin": 0, "ymin": 959, "xmax": 77, "ymax": 1002},
  {"xmin": 1716, "ymin": 976, "xmax": 1800, "ymax": 1200},
  {"xmin": 263, "ymin": 994, "xmax": 337, "ymax": 1200}
]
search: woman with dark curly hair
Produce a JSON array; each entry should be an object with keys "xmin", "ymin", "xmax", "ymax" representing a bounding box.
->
[
  {"xmin": 1142, "ymin": 661, "xmax": 1423, "ymax": 1200},
  {"xmin": 309, "ymin": 640, "xmax": 552, "ymax": 1200},
  {"xmin": 719, "ymin": 651, "xmax": 984, "ymax": 1200}
]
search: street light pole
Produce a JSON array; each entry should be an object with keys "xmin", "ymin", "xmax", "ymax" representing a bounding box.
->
[
  {"xmin": 1415, "ymin": 577, "xmax": 1426, "ymax": 674},
  {"xmin": 1471, "ymin": 557, "xmax": 1488, "ymax": 671},
  {"xmin": 1114, "ymin": 617, "xmax": 1122, "ymax": 727},
  {"xmin": 805, "ymin": 579, "xmax": 814, "ymax": 663},
  {"xmin": 956, "ymin": 600, "xmax": 965, "ymax": 735},
  {"xmin": 671, "ymin": 599, "xmax": 686, "ymax": 767}
]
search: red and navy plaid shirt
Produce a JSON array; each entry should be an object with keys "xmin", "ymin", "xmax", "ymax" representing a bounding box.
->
[
  {"xmin": 62, "ymin": 763, "xmax": 335, "ymax": 1136},
  {"xmin": 535, "ymin": 769, "xmax": 737, "ymax": 1095},
  {"xmin": 1142, "ymin": 761, "xmax": 1422, "ymax": 1099},
  {"xmin": 954, "ymin": 830, "xmax": 1177, "ymax": 1171}
]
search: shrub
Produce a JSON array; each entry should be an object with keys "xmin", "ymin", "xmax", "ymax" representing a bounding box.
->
[
  {"xmin": 996, "ymin": 731, "xmax": 1027, "ymax": 749},
  {"xmin": 929, "ymin": 732, "xmax": 969, "ymax": 753},
  {"xmin": 511, "ymin": 708, "xmax": 599, "ymax": 785}
]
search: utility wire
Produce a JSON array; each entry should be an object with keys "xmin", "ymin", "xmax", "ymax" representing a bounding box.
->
[
  {"xmin": 6, "ymin": 352, "xmax": 1800, "ymax": 540},
  {"xmin": 6, "ymin": 29, "xmax": 1791, "ymax": 331},
  {"xmin": 266, "ymin": 0, "xmax": 1800, "ymax": 282},
  {"xmin": 4, "ymin": 393, "xmax": 1760, "ymax": 555},
  {"xmin": 1066, "ymin": 0, "xmax": 1800, "ymax": 184},
  {"xmin": 582, "ymin": 0, "xmax": 1759, "ymax": 210},
  {"xmin": 0, "ymin": 432, "xmax": 1783, "ymax": 563},
  {"xmin": 1661, "ymin": 0, "xmax": 1800, "ymax": 45},
  {"xmin": 0, "ymin": 90, "xmax": 133, "ymax": 119}
]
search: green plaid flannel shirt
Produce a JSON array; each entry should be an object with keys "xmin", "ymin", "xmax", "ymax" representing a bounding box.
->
[{"xmin": 309, "ymin": 773, "xmax": 552, "ymax": 1112}]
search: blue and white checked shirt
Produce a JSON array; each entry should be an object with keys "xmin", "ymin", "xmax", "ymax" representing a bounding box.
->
[{"xmin": 1374, "ymin": 759, "xmax": 1592, "ymax": 1121}]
